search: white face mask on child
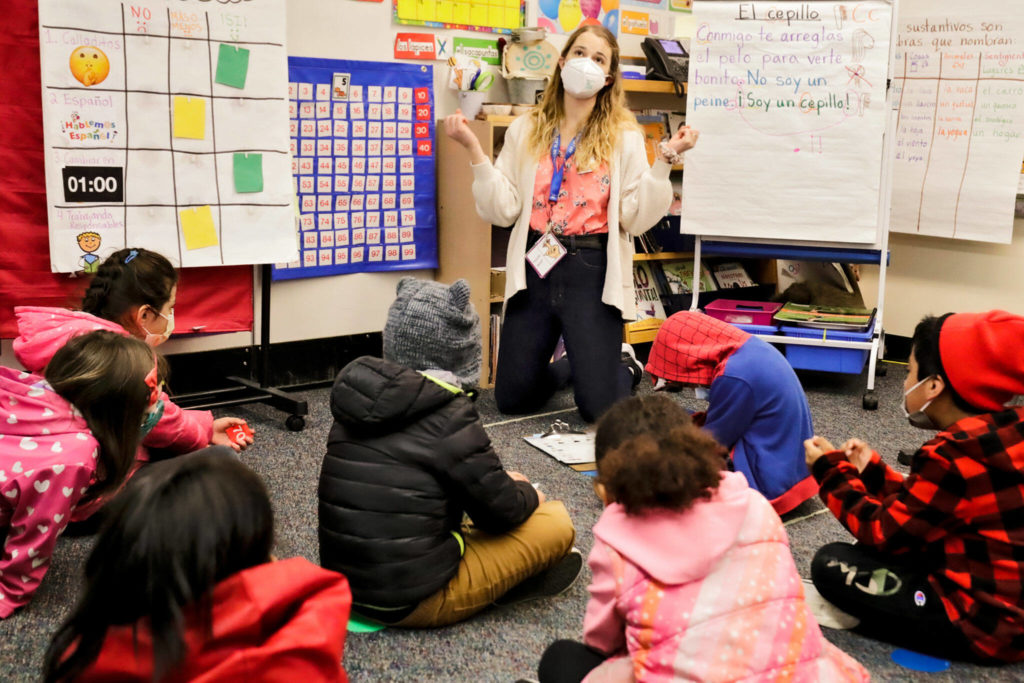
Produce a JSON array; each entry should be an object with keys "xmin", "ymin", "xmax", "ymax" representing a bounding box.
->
[{"xmin": 142, "ymin": 310, "xmax": 175, "ymax": 347}]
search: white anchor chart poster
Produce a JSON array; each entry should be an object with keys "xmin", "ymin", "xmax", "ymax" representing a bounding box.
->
[
  {"xmin": 682, "ymin": 1, "xmax": 892, "ymax": 244},
  {"xmin": 890, "ymin": 0, "xmax": 1024, "ymax": 244},
  {"xmin": 38, "ymin": 0, "xmax": 296, "ymax": 273}
]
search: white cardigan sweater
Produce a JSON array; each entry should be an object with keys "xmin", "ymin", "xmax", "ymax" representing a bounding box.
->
[{"xmin": 470, "ymin": 116, "xmax": 673, "ymax": 321}]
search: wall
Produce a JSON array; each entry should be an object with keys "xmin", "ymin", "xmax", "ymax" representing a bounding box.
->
[{"xmin": 858, "ymin": 216, "xmax": 1024, "ymax": 338}]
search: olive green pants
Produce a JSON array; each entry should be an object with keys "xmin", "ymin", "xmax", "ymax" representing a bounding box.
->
[{"xmin": 396, "ymin": 501, "xmax": 576, "ymax": 628}]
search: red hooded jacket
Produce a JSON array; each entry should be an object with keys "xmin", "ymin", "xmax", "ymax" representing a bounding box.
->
[{"xmin": 76, "ymin": 558, "xmax": 351, "ymax": 682}]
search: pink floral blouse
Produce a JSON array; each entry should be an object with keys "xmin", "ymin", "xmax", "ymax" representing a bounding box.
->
[{"xmin": 528, "ymin": 149, "xmax": 611, "ymax": 236}]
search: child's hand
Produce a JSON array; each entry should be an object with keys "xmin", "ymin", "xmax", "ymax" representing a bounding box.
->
[
  {"xmin": 840, "ymin": 438, "xmax": 874, "ymax": 473},
  {"xmin": 212, "ymin": 417, "xmax": 253, "ymax": 452},
  {"xmin": 804, "ymin": 435, "xmax": 836, "ymax": 467}
]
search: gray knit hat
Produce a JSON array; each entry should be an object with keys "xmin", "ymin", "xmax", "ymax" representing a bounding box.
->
[{"xmin": 383, "ymin": 277, "xmax": 482, "ymax": 389}]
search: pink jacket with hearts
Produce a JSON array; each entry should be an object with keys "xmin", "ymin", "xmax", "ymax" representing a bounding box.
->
[
  {"xmin": 13, "ymin": 306, "xmax": 213, "ymax": 455},
  {"xmin": 0, "ymin": 366, "xmax": 100, "ymax": 618}
]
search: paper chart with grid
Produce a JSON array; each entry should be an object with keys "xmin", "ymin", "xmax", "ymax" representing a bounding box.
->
[{"xmin": 39, "ymin": 0, "xmax": 296, "ymax": 273}]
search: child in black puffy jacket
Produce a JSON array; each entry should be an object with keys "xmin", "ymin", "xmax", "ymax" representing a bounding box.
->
[{"xmin": 318, "ymin": 278, "xmax": 581, "ymax": 627}]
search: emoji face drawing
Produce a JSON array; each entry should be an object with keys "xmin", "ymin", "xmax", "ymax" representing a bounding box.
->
[{"xmin": 69, "ymin": 46, "xmax": 110, "ymax": 87}]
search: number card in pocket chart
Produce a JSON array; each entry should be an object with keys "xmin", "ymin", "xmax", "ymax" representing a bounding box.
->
[
  {"xmin": 274, "ymin": 58, "xmax": 438, "ymax": 281},
  {"xmin": 38, "ymin": 0, "xmax": 297, "ymax": 272}
]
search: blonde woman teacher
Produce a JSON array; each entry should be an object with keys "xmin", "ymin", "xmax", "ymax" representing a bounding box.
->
[{"xmin": 444, "ymin": 24, "xmax": 699, "ymax": 422}]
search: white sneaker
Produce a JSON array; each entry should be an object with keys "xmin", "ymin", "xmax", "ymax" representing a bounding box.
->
[{"xmin": 621, "ymin": 343, "xmax": 644, "ymax": 391}]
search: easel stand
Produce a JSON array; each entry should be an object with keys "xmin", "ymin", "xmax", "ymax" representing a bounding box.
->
[{"xmin": 175, "ymin": 265, "xmax": 309, "ymax": 431}]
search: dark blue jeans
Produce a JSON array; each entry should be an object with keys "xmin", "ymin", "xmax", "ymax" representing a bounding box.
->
[{"xmin": 495, "ymin": 246, "xmax": 631, "ymax": 423}]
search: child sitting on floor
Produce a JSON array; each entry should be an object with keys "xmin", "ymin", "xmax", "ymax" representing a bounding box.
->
[
  {"xmin": 533, "ymin": 394, "xmax": 867, "ymax": 683},
  {"xmin": 806, "ymin": 310, "xmax": 1024, "ymax": 663},
  {"xmin": 646, "ymin": 311, "xmax": 817, "ymax": 514},
  {"xmin": 44, "ymin": 449, "xmax": 351, "ymax": 681},
  {"xmin": 318, "ymin": 277, "xmax": 580, "ymax": 628}
]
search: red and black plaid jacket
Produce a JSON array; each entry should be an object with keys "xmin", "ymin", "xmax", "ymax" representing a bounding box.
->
[{"xmin": 812, "ymin": 406, "xmax": 1024, "ymax": 662}]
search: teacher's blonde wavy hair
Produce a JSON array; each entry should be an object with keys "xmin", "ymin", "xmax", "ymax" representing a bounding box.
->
[{"xmin": 526, "ymin": 24, "xmax": 638, "ymax": 173}]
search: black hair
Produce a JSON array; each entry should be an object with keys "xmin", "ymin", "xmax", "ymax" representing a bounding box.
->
[
  {"xmin": 43, "ymin": 450, "xmax": 274, "ymax": 682},
  {"xmin": 595, "ymin": 395, "xmax": 725, "ymax": 515},
  {"xmin": 44, "ymin": 331, "xmax": 154, "ymax": 500},
  {"xmin": 81, "ymin": 248, "xmax": 177, "ymax": 334},
  {"xmin": 911, "ymin": 314, "xmax": 980, "ymax": 414}
]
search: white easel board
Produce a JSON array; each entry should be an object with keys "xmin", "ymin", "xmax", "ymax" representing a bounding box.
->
[
  {"xmin": 39, "ymin": 0, "xmax": 296, "ymax": 272},
  {"xmin": 682, "ymin": 0, "xmax": 893, "ymax": 244}
]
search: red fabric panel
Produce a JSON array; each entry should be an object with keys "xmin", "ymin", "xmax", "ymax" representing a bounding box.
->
[{"xmin": 0, "ymin": 2, "xmax": 253, "ymax": 339}]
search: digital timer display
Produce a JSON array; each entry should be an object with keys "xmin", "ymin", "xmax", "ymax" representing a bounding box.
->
[{"xmin": 61, "ymin": 165, "xmax": 124, "ymax": 203}]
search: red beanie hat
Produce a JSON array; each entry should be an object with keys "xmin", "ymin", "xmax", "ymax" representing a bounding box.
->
[{"xmin": 939, "ymin": 310, "xmax": 1024, "ymax": 412}]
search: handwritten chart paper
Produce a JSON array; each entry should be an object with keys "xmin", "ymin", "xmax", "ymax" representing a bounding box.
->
[
  {"xmin": 39, "ymin": 0, "xmax": 296, "ymax": 272},
  {"xmin": 682, "ymin": 1, "xmax": 891, "ymax": 244},
  {"xmin": 891, "ymin": 0, "xmax": 1024, "ymax": 244}
]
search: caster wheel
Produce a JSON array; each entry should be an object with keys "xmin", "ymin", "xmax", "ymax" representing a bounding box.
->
[
  {"xmin": 862, "ymin": 392, "xmax": 878, "ymax": 411},
  {"xmin": 285, "ymin": 415, "xmax": 306, "ymax": 432},
  {"xmin": 875, "ymin": 364, "xmax": 887, "ymax": 377}
]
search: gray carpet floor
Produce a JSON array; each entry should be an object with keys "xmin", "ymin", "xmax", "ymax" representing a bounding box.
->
[{"xmin": 3, "ymin": 359, "xmax": 1024, "ymax": 681}]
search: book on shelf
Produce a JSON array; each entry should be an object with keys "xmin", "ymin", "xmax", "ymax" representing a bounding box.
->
[
  {"xmin": 633, "ymin": 261, "xmax": 667, "ymax": 320},
  {"xmin": 635, "ymin": 114, "xmax": 668, "ymax": 166},
  {"xmin": 774, "ymin": 302, "xmax": 875, "ymax": 331},
  {"xmin": 661, "ymin": 259, "xmax": 717, "ymax": 294},
  {"xmin": 712, "ymin": 261, "xmax": 755, "ymax": 289},
  {"xmin": 488, "ymin": 313, "xmax": 501, "ymax": 385}
]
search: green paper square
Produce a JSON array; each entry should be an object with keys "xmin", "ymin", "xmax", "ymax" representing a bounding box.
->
[
  {"xmin": 233, "ymin": 153, "xmax": 263, "ymax": 193},
  {"xmin": 216, "ymin": 44, "xmax": 250, "ymax": 89}
]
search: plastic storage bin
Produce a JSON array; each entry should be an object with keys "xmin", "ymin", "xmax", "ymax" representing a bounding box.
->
[
  {"xmin": 780, "ymin": 323, "xmax": 875, "ymax": 374},
  {"xmin": 705, "ymin": 300, "xmax": 782, "ymax": 326},
  {"xmin": 733, "ymin": 323, "xmax": 778, "ymax": 335}
]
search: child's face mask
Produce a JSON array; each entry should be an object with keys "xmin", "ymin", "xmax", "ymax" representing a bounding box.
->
[
  {"xmin": 140, "ymin": 399, "xmax": 165, "ymax": 438},
  {"xmin": 902, "ymin": 376, "xmax": 937, "ymax": 430},
  {"xmin": 142, "ymin": 309, "xmax": 175, "ymax": 347}
]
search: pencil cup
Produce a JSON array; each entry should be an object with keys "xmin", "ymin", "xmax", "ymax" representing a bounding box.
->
[{"xmin": 458, "ymin": 90, "xmax": 486, "ymax": 119}]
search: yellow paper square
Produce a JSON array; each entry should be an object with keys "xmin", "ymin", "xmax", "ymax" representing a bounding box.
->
[
  {"xmin": 437, "ymin": 0, "xmax": 454, "ymax": 22},
  {"xmin": 180, "ymin": 206, "xmax": 218, "ymax": 250},
  {"xmin": 453, "ymin": 2, "xmax": 471, "ymax": 22},
  {"xmin": 173, "ymin": 96, "xmax": 206, "ymax": 140}
]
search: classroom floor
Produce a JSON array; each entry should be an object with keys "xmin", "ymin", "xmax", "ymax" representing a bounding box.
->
[{"xmin": 2, "ymin": 359, "xmax": 1023, "ymax": 682}]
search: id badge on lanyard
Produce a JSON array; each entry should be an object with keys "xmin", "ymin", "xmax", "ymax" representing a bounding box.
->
[{"xmin": 526, "ymin": 132, "xmax": 578, "ymax": 279}]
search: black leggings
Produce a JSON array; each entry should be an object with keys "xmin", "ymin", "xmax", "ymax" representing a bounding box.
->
[
  {"xmin": 537, "ymin": 640, "xmax": 609, "ymax": 683},
  {"xmin": 811, "ymin": 542, "xmax": 983, "ymax": 662}
]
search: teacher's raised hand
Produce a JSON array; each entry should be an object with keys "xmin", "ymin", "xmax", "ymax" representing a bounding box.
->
[
  {"xmin": 666, "ymin": 125, "xmax": 700, "ymax": 156},
  {"xmin": 444, "ymin": 109, "xmax": 487, "ymax": 165}
]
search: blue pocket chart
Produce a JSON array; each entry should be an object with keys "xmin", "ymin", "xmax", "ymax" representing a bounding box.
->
[{"xmin": 273, "ymin": 57, "xmax": 438, "ymax": 281}]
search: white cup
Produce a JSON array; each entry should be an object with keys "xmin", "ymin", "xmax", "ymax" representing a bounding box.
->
[{"xmin": 458, "ymin": 90, "xmax": 486, "ymax": 119}]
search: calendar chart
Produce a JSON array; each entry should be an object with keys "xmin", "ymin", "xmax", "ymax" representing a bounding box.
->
[
  {"xmin": 38, "ymin": 0, "xmax": 296, "ymax": 273},
  {"xmin": 274, "ymin": 57, "xmax": 438, "ymax": 281}
]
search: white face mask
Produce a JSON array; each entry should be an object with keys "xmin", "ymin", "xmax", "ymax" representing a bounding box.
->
[
  {"xmin": 560, "ymin": 57, "xmax": 608, "ymax": 99},
  {"xmin": 142, "ymin": 310, "xmax": 174, "ymax": 347},
  {"xmin": 902, "ymin": 376, "xmax": 937, "ymax": 430}
]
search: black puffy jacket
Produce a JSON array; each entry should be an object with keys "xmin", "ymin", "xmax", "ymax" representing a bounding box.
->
[{"xmin": 318, "ymin": 356, "xmax": 539, "ymax": 608}]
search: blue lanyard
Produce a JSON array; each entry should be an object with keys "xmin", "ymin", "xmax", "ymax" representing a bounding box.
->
[{"xmin": 548, "ymin": 131, "xmax": 578, "ymax": 203}]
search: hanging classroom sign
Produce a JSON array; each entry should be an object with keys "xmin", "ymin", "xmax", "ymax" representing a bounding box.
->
[
  {"xmin": 681, "ymin": 1, "xmax": 892, "ymax": 245},
  {"xmin": 538, "ymin": 0, "xmax": 620, "ymax": 35},
  {"xmin": 889, "ymin": 0, "xmax": 1024, "ymax": 244},
  {"xmin": 273, "ymin": 57, "xmax": 438, "ymax": 281},
  {"xmin": 394, "ymin": 0, "xmax": 525, "ymax": 34},
  {"xmin": 38, "ymin": 0, "xmax": 296, "ymax": 273}
]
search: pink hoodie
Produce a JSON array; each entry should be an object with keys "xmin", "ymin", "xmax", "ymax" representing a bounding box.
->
[
  {"xmin": 13, "ymin": 306, "xmax": 213, "ymax": 455},
  {"xmin": 582, "ymin": 472, "xmax": 868, "ymax": 682},
  {"xmin": 0, "ymin": 367, "xmax": 102, "ymax": 618}
]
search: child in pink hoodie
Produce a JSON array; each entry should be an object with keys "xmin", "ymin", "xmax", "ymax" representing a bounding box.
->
[
  {"xmin": 0, "ymin": 331, "xmax": 159, "ymax": 618},
  {"xmin": 534, "ymin": 395, "xmax": 868, "ymax": 683},
  {"xmin": 13, "ymin": 247, "xmax": 251, "ymax": 457}
]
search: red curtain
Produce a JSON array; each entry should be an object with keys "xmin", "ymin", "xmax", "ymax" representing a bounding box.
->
[{"xmin": 0, "ymin": 2, "xmax": 253, "ymax": 339}]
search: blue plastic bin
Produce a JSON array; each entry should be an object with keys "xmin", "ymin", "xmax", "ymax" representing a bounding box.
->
[{"xmin": 780, "ymin": 323, "xmax": 874, "ymax": 374}]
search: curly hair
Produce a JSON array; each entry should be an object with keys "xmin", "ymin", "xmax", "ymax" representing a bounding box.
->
[
  {"xmin": 525, "ymin": 24, "xmax": 638, "ymax": 172},
  {"xmin": 595, "ymin": 395, "xmax": 726, "ymax": 515}
]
